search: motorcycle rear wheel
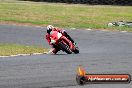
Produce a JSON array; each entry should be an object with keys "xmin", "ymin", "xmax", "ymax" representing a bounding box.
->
[{"xmin": 59, "ymin": 42, "xmax": 72, "ymax": 54}]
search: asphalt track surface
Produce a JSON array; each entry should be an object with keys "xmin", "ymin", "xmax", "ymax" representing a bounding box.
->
[{"xmin": 0, "ymin": 24, "xmax": 132, "ymax": 88}]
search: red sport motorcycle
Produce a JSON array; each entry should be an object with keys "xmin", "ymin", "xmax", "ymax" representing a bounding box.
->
[{"xmin": 50, "ymin": 31, "xmax": 79, "ymax": 54}]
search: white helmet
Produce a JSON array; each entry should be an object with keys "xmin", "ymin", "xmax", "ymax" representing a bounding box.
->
[
  {"xmin": 47, "ymin": 25, "xmax": 54, "ymax": 34},
  {"xmin": 47, "ymin": 25, "xmax": 54, "ymax": 30}
]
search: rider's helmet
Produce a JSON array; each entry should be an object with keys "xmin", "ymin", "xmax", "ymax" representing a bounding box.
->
[{"xmin": 47, "ymin": 25, "xmax": 54, "ymax": 34}]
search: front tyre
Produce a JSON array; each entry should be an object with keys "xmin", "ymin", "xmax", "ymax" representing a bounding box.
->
[
  {"xmin": 59, "ymin": 42, "xmax": 72, "ymax": 54},
  {"xmin": 73, "ymin": 47, "xmax": 79, "ymax": 54}
]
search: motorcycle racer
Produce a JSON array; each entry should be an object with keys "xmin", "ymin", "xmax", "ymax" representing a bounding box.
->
[{"xmin": 45, "ymin": 25, "xmax": 75, "ymax": 54}]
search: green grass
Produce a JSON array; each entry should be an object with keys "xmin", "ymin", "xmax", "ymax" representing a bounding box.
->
[
  {"xmin": 0, "ymin": 1, "xmax": 132, "ymax": 31},
  {"xmin": 0, "ymin": 44, "xmax": 48, "ymax": 56}
]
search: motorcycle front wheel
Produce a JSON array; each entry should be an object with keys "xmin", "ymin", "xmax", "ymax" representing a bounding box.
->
[{"xmin": 73, "ymin": 47, "xmax": 79, "ymax": 54}]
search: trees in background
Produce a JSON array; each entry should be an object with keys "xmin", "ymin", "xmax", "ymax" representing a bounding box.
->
[{"xmin": 21, "ymin": 0, "xmax": 132, "ymax": 5}]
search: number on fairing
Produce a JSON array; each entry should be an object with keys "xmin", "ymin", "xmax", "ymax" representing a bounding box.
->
[{"xmin": 58, "ymin": 33, "xmax": 62, "ymax": 39}]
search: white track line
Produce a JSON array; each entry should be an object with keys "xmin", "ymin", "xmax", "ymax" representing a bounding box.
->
[
  {"xmin": 0, "ymin": 52, "xmax": 47, "ymax": 58},
  {"xmin": 86, "ymin": 29, "xmax": 92, "ymax": 31},
  {"xmin": 121, "ymin": 31, "xmax": 127, "ymax": 33}
]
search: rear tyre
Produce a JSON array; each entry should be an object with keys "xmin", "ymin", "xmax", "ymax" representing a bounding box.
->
[{"xmin": 59, "ymin": 42, "xmax": 72, "ymax": 54}]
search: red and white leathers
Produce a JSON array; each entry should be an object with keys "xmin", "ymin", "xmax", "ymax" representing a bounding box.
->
[
  {"xmin": 46, "ymin": 27, "xmax": 63, "ymax": 46},
  {"xmin": 45, "ymin": 28, "xmax": 74, "ymax": 54}
]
